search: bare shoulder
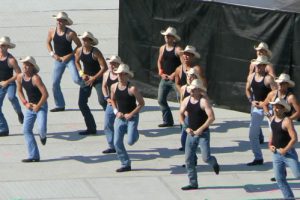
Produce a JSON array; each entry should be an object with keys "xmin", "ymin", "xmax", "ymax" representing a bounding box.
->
[{"xmin": 247, "ymin": 72, "xmax": 255, "ymax": 82}]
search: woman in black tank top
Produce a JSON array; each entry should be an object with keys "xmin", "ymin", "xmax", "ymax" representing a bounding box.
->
[
  {"xmin": 110, "ymin": 63, "xmax": 145, "ymax": 172},
  {"xmin": 268, "ymin": 98, "xmax": 300, "ymax": 199},
  {"xmin": 16, "ymin": 56, "xmax": 49, "ymax": 162}
]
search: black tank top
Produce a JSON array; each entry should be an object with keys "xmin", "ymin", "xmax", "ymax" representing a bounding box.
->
[
  {"xmin": 0, "ymin": 53, "xmax": 13, "ymax": 81},
  {"xmin": 22, "ymin": 76, "xmax": 42, "ymax": 104},
  {"xmin": 178, "ymin": 65, "xmax": 187, "ymax": 86},
  {"xmin": 80, "ymin": 47, "xmax": 100, "ymax": 77},
  {"xmin": 115, "ymin": 83, "xmax": 137, "ymax": 114},
  {"xmin": 271, "ymin": 118, "xmax": 291, "ymax": 148},
  {"xmin": 162, "ymin": 45, "xmax": 181, "ymax": 75},
  {"xmin": 106, "ymin": 72, "xmax": 118, "ymax": 95},
  {"xmin": 183, "ymin": 86, "xmax": 190, "ymax": 99},
  {"xmin": 274, "ymin": 91, "xmax": 294, "ymax": 117},
  {"xmin": 186, "ymin": 97, "xmax": 208, "ymax": 131},
  {"xmin": 250, "ymin": 74, "xmax": 271, "ymax": 101},
  {"xmin": 53, "ymin": 28, "xmax": 73, "ymax": 57}
]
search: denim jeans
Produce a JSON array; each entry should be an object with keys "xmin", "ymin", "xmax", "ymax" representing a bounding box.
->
[
  {"xmin": 185, "ymin": 129, "xmax": 218, "ymax": 187},
  {"xmin": 114, "ymin": 115, "xmax": 139, "ymax": 167},
  {"xmin": 52, "ymin": 56, "xmax": 82, "ymax": 108},
  {"xmin": 78, "ymin": 81, "xmax": 106, "ymax": 132},
  {"xmin": 104, "ymin": 104, "xmax": 116, "ymax": 149},
  {"xmin": 157, "ymin": 79, "xmax": 176, "ymax": 125},
  {"xmin": 249, "ymin": 107, "xmax": 264, "ymax": 160},
  {"xmin": 23, "ymin": 102, "xmax": 48, "ymax": 159},
  {"xmin": 180, "ymin": 117, "xmax": 189, "ymax": 150},
  {"xmin": 273, "ymin": 148, "xmax": 300, "ymax": 199}
]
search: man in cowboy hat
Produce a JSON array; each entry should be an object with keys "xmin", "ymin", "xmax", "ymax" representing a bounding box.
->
[
  {"xmin": 174, "ymin": 45, "xmax": 207, "ymax": 94},
  {"xmin": 180, "ymin": 79, "xmax": 219, "ymax": 190},
  {"xmin": 245, "ymin": 55, "xmax": 275, "ymax": 166},
  {"xmin": 75, "ymin": 31, "xmax": 108, "ymax": 135},
  {"xmin": 102, "ymin": 55, "xmax": 122, "ymax": 154},
  {"xmin": 0, "ymin": 36, "xmax": 24, "ymax": 136},
  {"xmin": 46, "ymin": 11, "xmax": 82, "ymax": 112},
  {"xmin": 110, "ymin": 63, "xmax": 145, "ymax": 172},
  {"xmin": 157, "ymin": 26, "xmax": 182, "ymax": 127},
  {"xmin": 268, "ymin": 98, "xmax": 300, "ymax": 199},
  {"xmin": 16, "ymin": 56, "xmax": 49, "ymax": 162}
]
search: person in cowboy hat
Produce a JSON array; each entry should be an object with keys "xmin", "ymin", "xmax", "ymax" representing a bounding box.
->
[
  {"xmin": 110, "ymin": 63, "xmax": 145, "ymax": 172},
  {"xmin": 157, "ymin": 26, "xmax": 182, "ymax": 127},
  {"xmin": 0, "ymin": 36, "xmax": 24, "ymax": 136},
  {"xmin": 245, "ymin": 55, "xmax": 275, "ymax": 166},
  {"xmin": 46, "ymin": 11, "xmax": 82, "ymax": 112},
  {"xmin": 102, "ymin": 55, "xmax": 122, "ymax": 154},
  {"xmin": 174, "ymin": 45, "xmax": 207, "ymax": 94},
  {"xmin": 75, "ymin": 31, "xmax": 108, "ymax": 135},
  {"xmin": 178, "ymin": 68, "xmax": 207, "ymax": 151},
  {"xmin": 268, "ymin": 98, "xmax": 300, "ymax": 199},
  {"xmin": 16, "ymin": 56, "xmax": 49, "ymax": 162},
  {"xmin": 248, "ymin": 42, "xmax": 275, "ymax": 77},
  {"xmin": 180, "ymin": 79, "xmax": 219, "ymax": 190}
]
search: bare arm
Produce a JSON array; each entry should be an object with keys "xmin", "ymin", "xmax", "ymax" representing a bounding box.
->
[
  {"xmin": 266, "ymin": 64, "xmax": 276, "ymax": 78},
  {"xmin": 31, "ymin": 75, "xmax": 48, "ymax": 112},
  {"xmin": 16, "ymin": 73, "xmax": 27, "ymax": 105},
  {"xmin": 174, "ymin": 66, "xmax": 182, "ymax": 93},
  {"xmin": 102, "ymin": 72, "xmax": 110, "ymax": 97},
  {"xmin": 279, "ymin": 118, "xmax": 298, "ymax": 155},
  {"xmin": 110, "ymin": 83, "xmax": 118, "ymax": 110},
  {"xmin": 125, "ymin": 86, "xmax": 145, "ymax": 119},
  {"xmin": 74, "ymin": 47, "xmax": 82, "ymax": 71},
  {"xmin": 46, "ymin": 28, "xmax": 54, "ymax": 53},
  {"xmin": 262, "ymin": 91, "xmax": 275, "ymax": 116},
  {"xmin": 179, "ymin": 97, "xmax": 189, "ymax": 125},
  {"xmin": 61, "ymin": 30, "xmax": 82, "ymax": 62},
  {"xmin": 288, "ymin": 95, "xmax": 300, "ymax": 120},
  {"xmin": 1, "ymin": 57, "xmax": 21, "ymax": 86},
  {"xmin": 194, "ymin": 65, "xmax": 207, "ymax": 88},
  {"xmin": 180, "ymin": 85, "xmax": 186, "ymax": 103},
  {"xmin": 194, "ymin": 98, "xmax": 215, "ymax": 136},
  {"xmin": 157, "ymin": 45, "xmax": 164, "ymax": 76}
]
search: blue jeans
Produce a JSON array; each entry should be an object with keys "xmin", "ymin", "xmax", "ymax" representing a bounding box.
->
[
  {"xmin": 249, "ymin": 107, "xmax": 264, "ymax": 160},
  {"xmin": 181, "ymin": 117, "xmax": 189, "ymax": 150},
  {"xmin": 78, "ymin": 81, "xmax": 106, "ymax": 131},
  {"xmin": 273, "ymin": 148, "xmax": 300, "ymax": 199},
  {"xmin": 114, "ymin": 115, "xmax": 139, "ymax": 167},
  {"xmin": 52, "ymin": 56, "xmax": 82, "ymax": 108},
  {"xmin": 185, "ymin": 129, "xmax": 218, "ymax": 187},
  {"xmin": 104, "ymin": 104, "xmax": 116, "ymax": 149},
  {"xmin": 157, "ymin": 79, "xmax": 176, "ymax": 125},
  {"xmin": 23, "ymin": 102, "xmax": 48, "ymax": 159}
]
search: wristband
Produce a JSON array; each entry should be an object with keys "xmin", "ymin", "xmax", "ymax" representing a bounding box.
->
[
  {"xmin": 264, "ymin": 112, "xmax": 271, "ymax": 117},
  {"xmin": 79, "ymin": 70, "xmax": 85, "ymax": 77},
  {"xmin": 113, "ymin": 108, "xmax": 118, "ymax": 115},
  {"xmin": 104, "ymin": 96, "xmax": 110, "ymax": 100},
  {"xmin": 22, "ymin": 100, "xmax": 28, "ymax": 106},
  {"xmin": 248, "ymin": 97, "xmax": 253, "ymax": 103},
  {"xmin": 50, "ymin": 51, "xmax": 55, "ymax": 57}
]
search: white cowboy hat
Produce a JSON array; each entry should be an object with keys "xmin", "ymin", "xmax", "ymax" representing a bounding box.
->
[
  {"xmin": 251, "ymin": 55, "xmax": 270, "ymax": 65},
  {"xmin": 0, "ymin": 36, "xmax": 16, "ymax": 49},
  {"xmin": 52, "ymin": 12, "xmax": 73, "ymax": 25},
  {"xmin": 114, "ymin": 63, "xmax": 134, "ymax": 78},
  {"xmin": 180, "ymin": 45, "xmax": 201, "ymax": 59},
  {"xmin": 78, "ymin": 31, "xmax": 98, "ymax": 46},
  {"xmin": 20, "ymin": 56, "xmax": 40, "ymax": 73},
  {"xmin": 270, "ymin": 98, "xmax": 291, "ymax": 113},
  {"xmin": 106, "ymin": 55, "xmax": 122, "ymax": 64},
  {"xmin": 187, "ymin": 68, "xmax": 200, "ymax": 79},
  {"xmin": 160, "ymin": 26, "xmax": 181, "ymax": 41},
  {"xmin": 187, "ymin": 79, "xmax": 206, "ymax": 91},
  {"xmin": 275, "ymin": 73, "xmax": 295, "ymax": 88},
  {"xmin": 254, "ymin": 42, "xmax": 272, "ymax": 58}
]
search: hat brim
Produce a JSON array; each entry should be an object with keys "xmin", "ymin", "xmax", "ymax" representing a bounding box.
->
[
  {"xmin": 251, "ymin": 60, "xmax": 270, "ymax": 65},
  {"xmin": 78, "ymin": 35, "xmax": 98, "ymax": 46},
  {"xmin": 187, "ymin": 85, "xmax": 206, "ymax": 92},
  {"xmin": 0, "ymin": 42, "xmax": 15, "ymax": 49},
  {"xmin": 180, "ymin": 50, "xmax": 201, "ymax": 59},
  {"xmin": 20, "ymin": 59, "xmax": 40, "ymax": 73},
  {"xmin": 115, "ymin": 69, "xmax": 134, "ymax": 78},
  {"xmin": 160, "ymin": 30, "xmax": 181, "ymax": 41},
  {"xmin": 52, "ymin": 15, "xmax": 73, "ymax": 25},
  {"xmin": 270, "ymin": 101, "xmax": 291, "ymax": 112},
  {"xmin": 275, "ymin": 79, "xmax": 295, "ymax": 88},
  {"xmin": 106, "ymin": 58, "xmax": 122, "ymax": 64},
  {"xmin": 254, "ymin": 46, "xmax": 272, "ymax": 58}
]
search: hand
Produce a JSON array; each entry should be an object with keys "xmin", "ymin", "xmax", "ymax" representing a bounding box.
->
[
  {"xmin": 251, "ymin": 100, "xmax": 260, "ymax": 108},
  {"xmin": 116, "ymin": 112, "xmax": 124, "ymax": 119},
  {"xmin": 31, "ymin": 104, "xmax": 40, "ymax": 112},
  {"xmin": 186, "ymin": 128, "xmax": 195, "ymax": 136},
  {"xmin": 161, "ymin": 74, "xmax": 169, "ymax": 80},
  {"xmin": 85, "ymin": 76, "xmax": 96, "ymax": 86},
  {"xmin": 168, "ymin": 74, "xmax": 175, "ymax": 81},
  {"xmin": 107, "ymin": 98, "xmax": 112, "ymax": 104},
  {"xmin": 269, "ymin": 145, "xmax": 276, "ymax": 153},
  {"xmin": 0, "ymin": 81, "xmax": 8, "ymax": 88},
  {"xmin": 124, "ymin": 113, "xmax": 133, "ymax": 120},
  {"xmin": 53, "ymin": 54, "xmax": 62, "ymax": 62},
  {"xmin": 278, "ymin": 148, "xmax": 287, "ymax": 156}
]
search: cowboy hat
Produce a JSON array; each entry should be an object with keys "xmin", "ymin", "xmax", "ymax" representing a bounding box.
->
[
  {"xmin": 52, "ymin": 12, "xmax": 73, "ymax": 25},
  {"xmin": 20, "ymin": 56, "xmax": 40, "ymax": 73},
  {"xmin": 187, "ymin": 68, "xmax": 200, "ymax": 79},
  {"xmin": 275, "ymin": 73, "xmax": 295, "ymax": 88},
  {"xmin": 106, "ymin": 55, "xmax": 122, "ymax": 64},
  {"xmin": 254, "ymin": 42, "xmax": 272, "ymax": 58},
  {"xmin": 187, "ymin": 79, "xmax": 206, "ymax": 91},
  {"xmin": 251, "ymin": 55, "xmax": 270, "ymax": 65},
  {"xmin": 0, "ymin": 36, "xmax": 16, "ymax": 49},
  {"xmin": 114, "ymin": 63, "xmax": 134, "ymax": 78},
  {"xmin": 180, "ymin": 45, "xmax": 201, "ymax": 59},
  {"xmin": 78, "ymin": 31, "xmax": 98, "ymax": 46},
  {"xmin": 270, "ymin": 98, "xmax": 291, "ymax": 113},
  {"xmin": 160, "ymin": 26, "xmax": 181, "ymax": 41}
]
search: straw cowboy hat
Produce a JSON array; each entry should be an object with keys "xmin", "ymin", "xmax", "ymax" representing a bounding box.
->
[
  {"xmin": 52, "ymin": 12, "xmax": 73, "ymax": 25},
  {"xmin": 251, "ymin": 55, "xmax": 270, "ymax": 65},
  {"xmin": 275, "ymin": 73, "xmax": 295, "ymax": 88},
  {"xmin": 180, "ymin": 45, "xmax": 201, "ymax": 59},
  {"xmin": 0, "ymin": 36, "xmax": 16, "ymax": 49},
  {"xmin": 106, "ymin": 55, "xmax": 122, "ymax": 64},
  {"xmin": 160, "ymin": 26, "xmax": 181, "ymax": 41},
  {"xmin": 254, "ymin": 42, "xmax": 272, "ymax": 58},
  {"xmin": 20, "ymin": 56, "xmax": 40, "ymax": 73},
  {"xmin": 187, "ymin": 79, "xmax": 206, "ymax": 91},
  {"xmin": 78, "ymin": 31, "xmax": 98, "ymax": 46},
  {"xmin": 187, "ymin": 68, "xmax": 200, "ymax": 79},
  {"xmin": 270, "ymin": 98, "xmax": 291, "ymax": 113},
  {"xmin": 114, "ymin": 63, "xmax": 134, "ymax": 78}
]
